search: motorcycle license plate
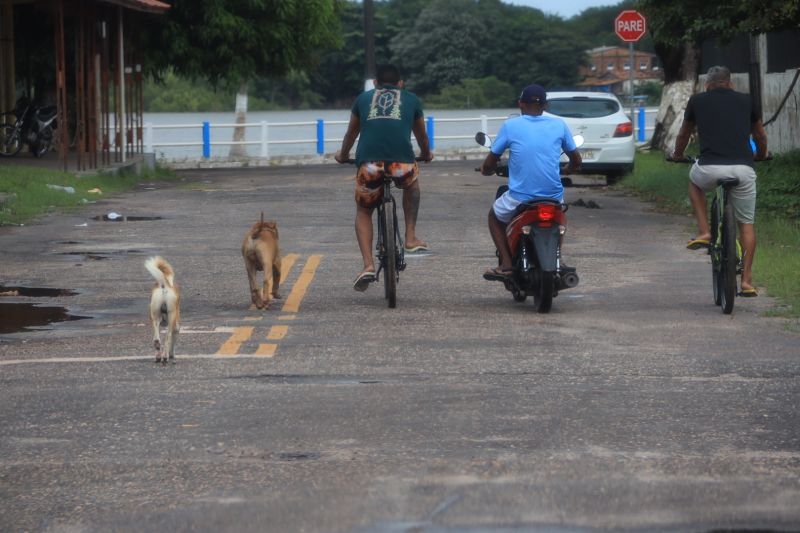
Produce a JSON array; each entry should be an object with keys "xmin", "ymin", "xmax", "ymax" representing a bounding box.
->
[{"xmin": 580, "ymin": 149, "xmax": 595, "ymax": 160}]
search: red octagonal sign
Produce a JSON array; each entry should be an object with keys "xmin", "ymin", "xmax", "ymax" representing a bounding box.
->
[{"xmin": 615, "ymin": 10, "xmax": 647, "ymax": 42}]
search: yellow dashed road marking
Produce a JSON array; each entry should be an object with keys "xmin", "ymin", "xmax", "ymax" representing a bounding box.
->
[
  {"xmin": 267, "ymin": 325, "xmax": 288, "ymax": 340},
  {"xmin": 280, "ymin": 253, "xmax": 299, "ymax": 284},
  {"xmin": 254, "ymin": 344, "xmax": 277, "ymax": 357},
  {"xmin": 216, "ymin": 326, "xmax": 254, "ymax": 355},
  {"xmin": 279, "ymin": 315, "xmax": 297, "ymax": 321},
  {"xmin": 282, "ymin": 254, "xmax": 322, "ymax": 313}
]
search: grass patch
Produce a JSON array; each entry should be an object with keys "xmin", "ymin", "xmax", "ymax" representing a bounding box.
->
[
  {"xmin": 0, "ymin": 164, "xmax": 176, "ymax": 225},
  {"xmin": 622, "ymin": 150, "xmax": 800, "ymax": 316}
]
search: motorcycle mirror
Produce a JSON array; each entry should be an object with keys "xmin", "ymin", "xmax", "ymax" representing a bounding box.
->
[
  {"xmin": 572, "ymin": 134, "xmax": 585, "ymax": 149},
  {"xmin": 475, "ymin": 131, "xmax": 492, "ymax": 148}
]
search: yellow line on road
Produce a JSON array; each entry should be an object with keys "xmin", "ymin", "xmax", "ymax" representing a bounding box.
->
[
  {"xmin": 216, "ymin": 326, "xmax": 254, "ymax": 356},
  {"xmin": 254, "ymin": 344, "xmax": 277, "ymax": 357},
  {"xmin": 267, "ymin": 325, "xmax": 288, "ymax": 340},
  {"xmin": 281, "ymin": 254, "xmax": 322, "ymax": 313},
  {"xmin": 280, "ymin": 253, "xmax": 299, "ymax": 284}
]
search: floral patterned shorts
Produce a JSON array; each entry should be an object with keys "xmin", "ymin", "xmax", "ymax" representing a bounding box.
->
[{"xmin": 355, "ymin": 161, "xmax": 419, "ymax": 208}]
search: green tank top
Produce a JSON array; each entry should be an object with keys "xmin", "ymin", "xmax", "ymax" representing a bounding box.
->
[{"xmin": 352, "ymin": 85, "xmax": 423, "ymax": 166}]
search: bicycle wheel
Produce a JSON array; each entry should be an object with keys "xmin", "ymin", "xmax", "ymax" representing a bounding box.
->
[
  {"xmin": 720, "ymin": 201, "xmax": 737, "ymax": 314},
  {"xmin": 382, "ymin": 200, "xmax": 397, "ymax": 309},
  {"xmin": 0, "ymin": 124, "xmax": 22, "ymax": 157},
  {"xmin": 710, "ymin": 197, "xmax": 722, "ymax": 306}
]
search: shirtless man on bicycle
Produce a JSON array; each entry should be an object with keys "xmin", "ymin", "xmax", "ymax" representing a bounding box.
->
[
  {"xmin": 335, "ymin": 64, "xmax": 433, "ymax": 291},
  {"xmin": 671, "ymin": 65, "xmax": 769, "ymax": 297}
]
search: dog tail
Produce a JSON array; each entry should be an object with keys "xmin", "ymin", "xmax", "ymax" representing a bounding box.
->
[{"xmin": 145, "ymin": 256, "xmax": 175, "ymax": 288}]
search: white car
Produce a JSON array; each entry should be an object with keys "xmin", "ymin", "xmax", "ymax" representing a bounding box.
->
[{"xmin": 544, "ymin": 91, "xmax": 635, "ymax": 185}]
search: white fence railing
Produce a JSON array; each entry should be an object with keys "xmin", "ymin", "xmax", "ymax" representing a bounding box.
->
[{"xmin": 144, "ymin": 109, "xmax": 657, "ymax": 160}]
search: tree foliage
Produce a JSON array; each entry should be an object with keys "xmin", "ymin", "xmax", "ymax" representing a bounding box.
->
[{"xmin": 139, "ymin": 0, "xmax": 342, "ymax": 88}]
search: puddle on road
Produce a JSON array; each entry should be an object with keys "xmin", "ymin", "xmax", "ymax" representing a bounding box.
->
[
  {"xmin": 92, "ymin": 215, "xmax": 163, "ymax": 222},
  {"xmin": 0, "ymin": 303, "xmax": 88, "ymax": 334},
  {"xmin": 0, "ymin": 286, "xmax": 77, "ymax": 297},
  {"xmin": 0, "ymin": 286, "xmax": 86, "ymax": 333},
  {"xmin": 56, "ymin": 249, "xmax": 146, "ymax": 261}
]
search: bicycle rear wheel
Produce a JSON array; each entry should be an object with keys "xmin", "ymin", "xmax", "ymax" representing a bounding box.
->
[
  {"xmin": 382, "ymin": 201, "xmax": 397, "ymax": 308},
  {"xmin": 0, "ymin": 124, "xmax": 22, "ymax": 156},
  {"xmin": 720, "ymin": 201, "xmax": 737, "ymax": 314},
  {"xmin": 710, "ymin": 198, "xmax": 722, "ymax": 306}
]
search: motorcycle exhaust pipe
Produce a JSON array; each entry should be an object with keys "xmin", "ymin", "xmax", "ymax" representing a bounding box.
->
[{"xmin": 559, "ymin": 271, "xmax": 579, "ymax": 289}]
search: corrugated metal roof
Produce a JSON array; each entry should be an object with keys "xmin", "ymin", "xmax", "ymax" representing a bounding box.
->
[{"xmin": 98, "ymin": 0, "xmax": 170, "ymax": 13}]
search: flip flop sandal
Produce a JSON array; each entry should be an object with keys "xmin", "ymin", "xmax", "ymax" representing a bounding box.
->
[
  {"xmin": 686, "ymin": 238, "xmax": 710, "ymax": 250},
  {"xmin": 404, "ymin": 244, "xmax": 429, "ymax": 254},
  {"xmin": 738, "ymin": 288, "xmax": 758, "ymax": 297},
  {"xmin": 353, "ymin": 271, "xmax": 376, "ymax": 292},
  {"xmin": 483, "ymin": 267, "xmax": 513, "ymax": 281}
]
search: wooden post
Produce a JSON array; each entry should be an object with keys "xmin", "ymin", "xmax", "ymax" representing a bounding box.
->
[{"xmin": 0, "ymin": 0, "xmax": 15, "ymax": 116}]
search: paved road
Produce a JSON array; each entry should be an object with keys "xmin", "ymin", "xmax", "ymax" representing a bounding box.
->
[{"xmin": 1, "ymin": 161, "xmax": 798, "ymax": 532}]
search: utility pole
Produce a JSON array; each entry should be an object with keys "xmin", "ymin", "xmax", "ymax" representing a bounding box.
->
[{"xmin": 363, "ymin": 0, "xmax": 375, "ymax": 91}]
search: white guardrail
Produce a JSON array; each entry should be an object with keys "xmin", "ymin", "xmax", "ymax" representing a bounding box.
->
[{"xmin": 143, "ymin": 109, "xmax": 657, "ymax": 161}]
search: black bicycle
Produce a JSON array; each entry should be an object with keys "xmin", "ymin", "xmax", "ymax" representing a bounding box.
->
[
  {"xmin": 345, "ymin": 159, "xmax": 427, "ymax": 308},
  {"xmin": 669, "ymin": 155, "xmax": 769, "ymax": 314}
]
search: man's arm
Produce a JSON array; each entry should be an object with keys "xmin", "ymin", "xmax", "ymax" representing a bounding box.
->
[
  {"xmin": 335, "ymin": 113, "xmax": 360, "ymax": 163},
  {"xmin": 670, "ymin": 118, "xmax": 694, "ymax": 160},
  {"xmin": 480, "ymin": 152, "xmax": 500, "ymax": 176},
  {"xmin": 412, "ymin": 116, "xmax": 433, "ymax": 161},
  {"xmin": 564, "ymin": 150, "xmax": 582, "ymax": 174},
  {"xmin": 751, "ymin": 119, "xmax": 768, "ymax": 160}
]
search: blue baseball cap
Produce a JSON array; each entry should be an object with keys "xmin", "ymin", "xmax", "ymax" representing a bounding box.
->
[{"xmin": 519, "ymin": 84, "xmax": 546, "ymax": 104}]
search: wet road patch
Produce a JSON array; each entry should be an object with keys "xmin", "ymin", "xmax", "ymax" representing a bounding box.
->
[{"xmin": 0, "ymin": 302, "xmax": 88, "ymax": 334}]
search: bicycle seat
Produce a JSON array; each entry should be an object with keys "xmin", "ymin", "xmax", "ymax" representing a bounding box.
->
[
  {"xmin": 717, "ymin": 178, "xmax": 740, "ymax": 188},
  {"xmin": 36, "ymin": 106, "xmax": 57, "ymax": 120}
]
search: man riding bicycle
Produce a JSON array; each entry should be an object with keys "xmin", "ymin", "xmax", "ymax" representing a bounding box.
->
[
  {"xmin": 671, "ymin": 65, "xmax": 769, "ymax": 297},
  {"xmin": 335, "ymin": 64, "xmax": 433, "ymax": 292},
  {"xmin": 480, "ymin": 83, "xmax": 581, "ymax": 281}
]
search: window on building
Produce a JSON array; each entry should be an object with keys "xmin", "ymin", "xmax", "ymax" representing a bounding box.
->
[
  {"xmin": 590, "ymin": 64, "xmax": 597, "ymax": 71},
  {"xmin": 639, "ymin": 60, "xmax": 648, "ymax": 70},
  {"xmin": 623, "ymin": 62, "xmax": 630, "ymax": 70},
  {"xmin": 606, "ymin": 63, "xmax": 615, "ymax": 71}
]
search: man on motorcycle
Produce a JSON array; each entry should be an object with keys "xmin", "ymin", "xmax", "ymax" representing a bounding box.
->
[
  {"xmin": 480, "ymin": 84, "xmax": 581, "ymax": 281},
  {"xmin": 335, "ymin": 64, "xmax": 434, "ymax": 291}
]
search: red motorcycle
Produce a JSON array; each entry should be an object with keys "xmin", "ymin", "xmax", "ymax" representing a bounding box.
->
[{"xmin": 475, "ymin": 131, "xmax": 583, "ymax": 313}]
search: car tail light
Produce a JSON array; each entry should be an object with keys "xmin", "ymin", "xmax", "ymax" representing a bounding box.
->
[{"xmin": 613, "ymin": 122, "xmax": 633, "ymax": 137}]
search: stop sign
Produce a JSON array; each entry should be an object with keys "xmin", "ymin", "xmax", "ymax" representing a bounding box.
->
[{"xmin": 615, "ymin": 10, "xmax": 646, "ymax": 42}]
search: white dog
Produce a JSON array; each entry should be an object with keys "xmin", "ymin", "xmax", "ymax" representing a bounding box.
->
[{"xmin": 145, "ymin": 256, "xmax": 180, "ymax": 364}]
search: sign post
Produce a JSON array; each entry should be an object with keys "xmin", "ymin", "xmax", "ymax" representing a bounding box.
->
[{"xmin": 614, "ymin": 10, "xmax": 647, "ymax": 139}]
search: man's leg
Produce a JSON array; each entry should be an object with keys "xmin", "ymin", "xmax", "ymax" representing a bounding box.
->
[
  {"xmin": 688, "ymin": 181, "xmax": 711, "ymax": 241},
  {"xmin": 738, "ymin": 222, "xmax": 756, "ymax": 291},
  {"xmin": 355, "ymin": 205, "xmax": 375, "ymax": 274},
  {"xmin": 488, "ymin": 210, "xmax": 512, "ymax": 269},
  {"xmin": 402, "ymin": 180, "xmax": 426, "ymax": 250}
]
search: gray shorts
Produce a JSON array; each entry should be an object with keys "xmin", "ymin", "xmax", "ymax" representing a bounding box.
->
[{"xmin": 689, "ymin": 163, "xmax": 757, "ymax": 224}]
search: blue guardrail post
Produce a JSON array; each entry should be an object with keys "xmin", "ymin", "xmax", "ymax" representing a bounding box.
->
[
  {"xmin": 637, "ymin": 108, "xmax": 645, "ymax": 142},
  {"xmin": 202, "ymin": 121, "xmax": 210, "ymax": 158},
  {"xmin": 427, "ymin": 116, "xmax": 434, "ymax": 150},
  {"xmin": 316, "ymin": 119, "xmax": 324, "ymax": 155}
]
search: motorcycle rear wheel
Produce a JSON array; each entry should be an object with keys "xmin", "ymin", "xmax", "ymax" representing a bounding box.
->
[
  {"xmin": 534, "ymin": 271, "xmax": 554, "ymax": 313},
  {"xmin": 0, "ymin": 125, "xmax": 22, "ymax": 157}
]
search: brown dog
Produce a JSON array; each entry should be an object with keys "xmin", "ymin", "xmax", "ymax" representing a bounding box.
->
[
  {"xmin": 242, "ymin": 213, "xmax": 282, "ymax": 309},
  {"xmin": 145, "ymin": 256, "xmax": 180, "ymax": 364}
]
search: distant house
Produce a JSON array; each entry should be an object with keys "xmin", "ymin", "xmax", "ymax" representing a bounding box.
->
[{"xmin": 579, "ymin": 46, "xmax": 663, "ymax": 95}]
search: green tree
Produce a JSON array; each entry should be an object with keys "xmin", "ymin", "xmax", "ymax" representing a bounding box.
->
[{"xmin": 139, "ymin": 0, "xmax": 341, "ymax": 155}]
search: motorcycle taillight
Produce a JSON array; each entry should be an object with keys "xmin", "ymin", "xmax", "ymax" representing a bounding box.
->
[{"xmin": 537, "ymin": 204, "xmax": 557, "ymax": 222}]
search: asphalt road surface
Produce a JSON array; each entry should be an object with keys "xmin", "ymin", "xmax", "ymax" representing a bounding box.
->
[{"xmin": 1, "ymin": 161, "xmax": 799, "ymax": 532}]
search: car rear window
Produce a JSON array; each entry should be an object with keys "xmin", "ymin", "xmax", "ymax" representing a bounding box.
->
[{"xmin": 547, "ymin": 97, "xmax": 620, "ymax": 118}]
